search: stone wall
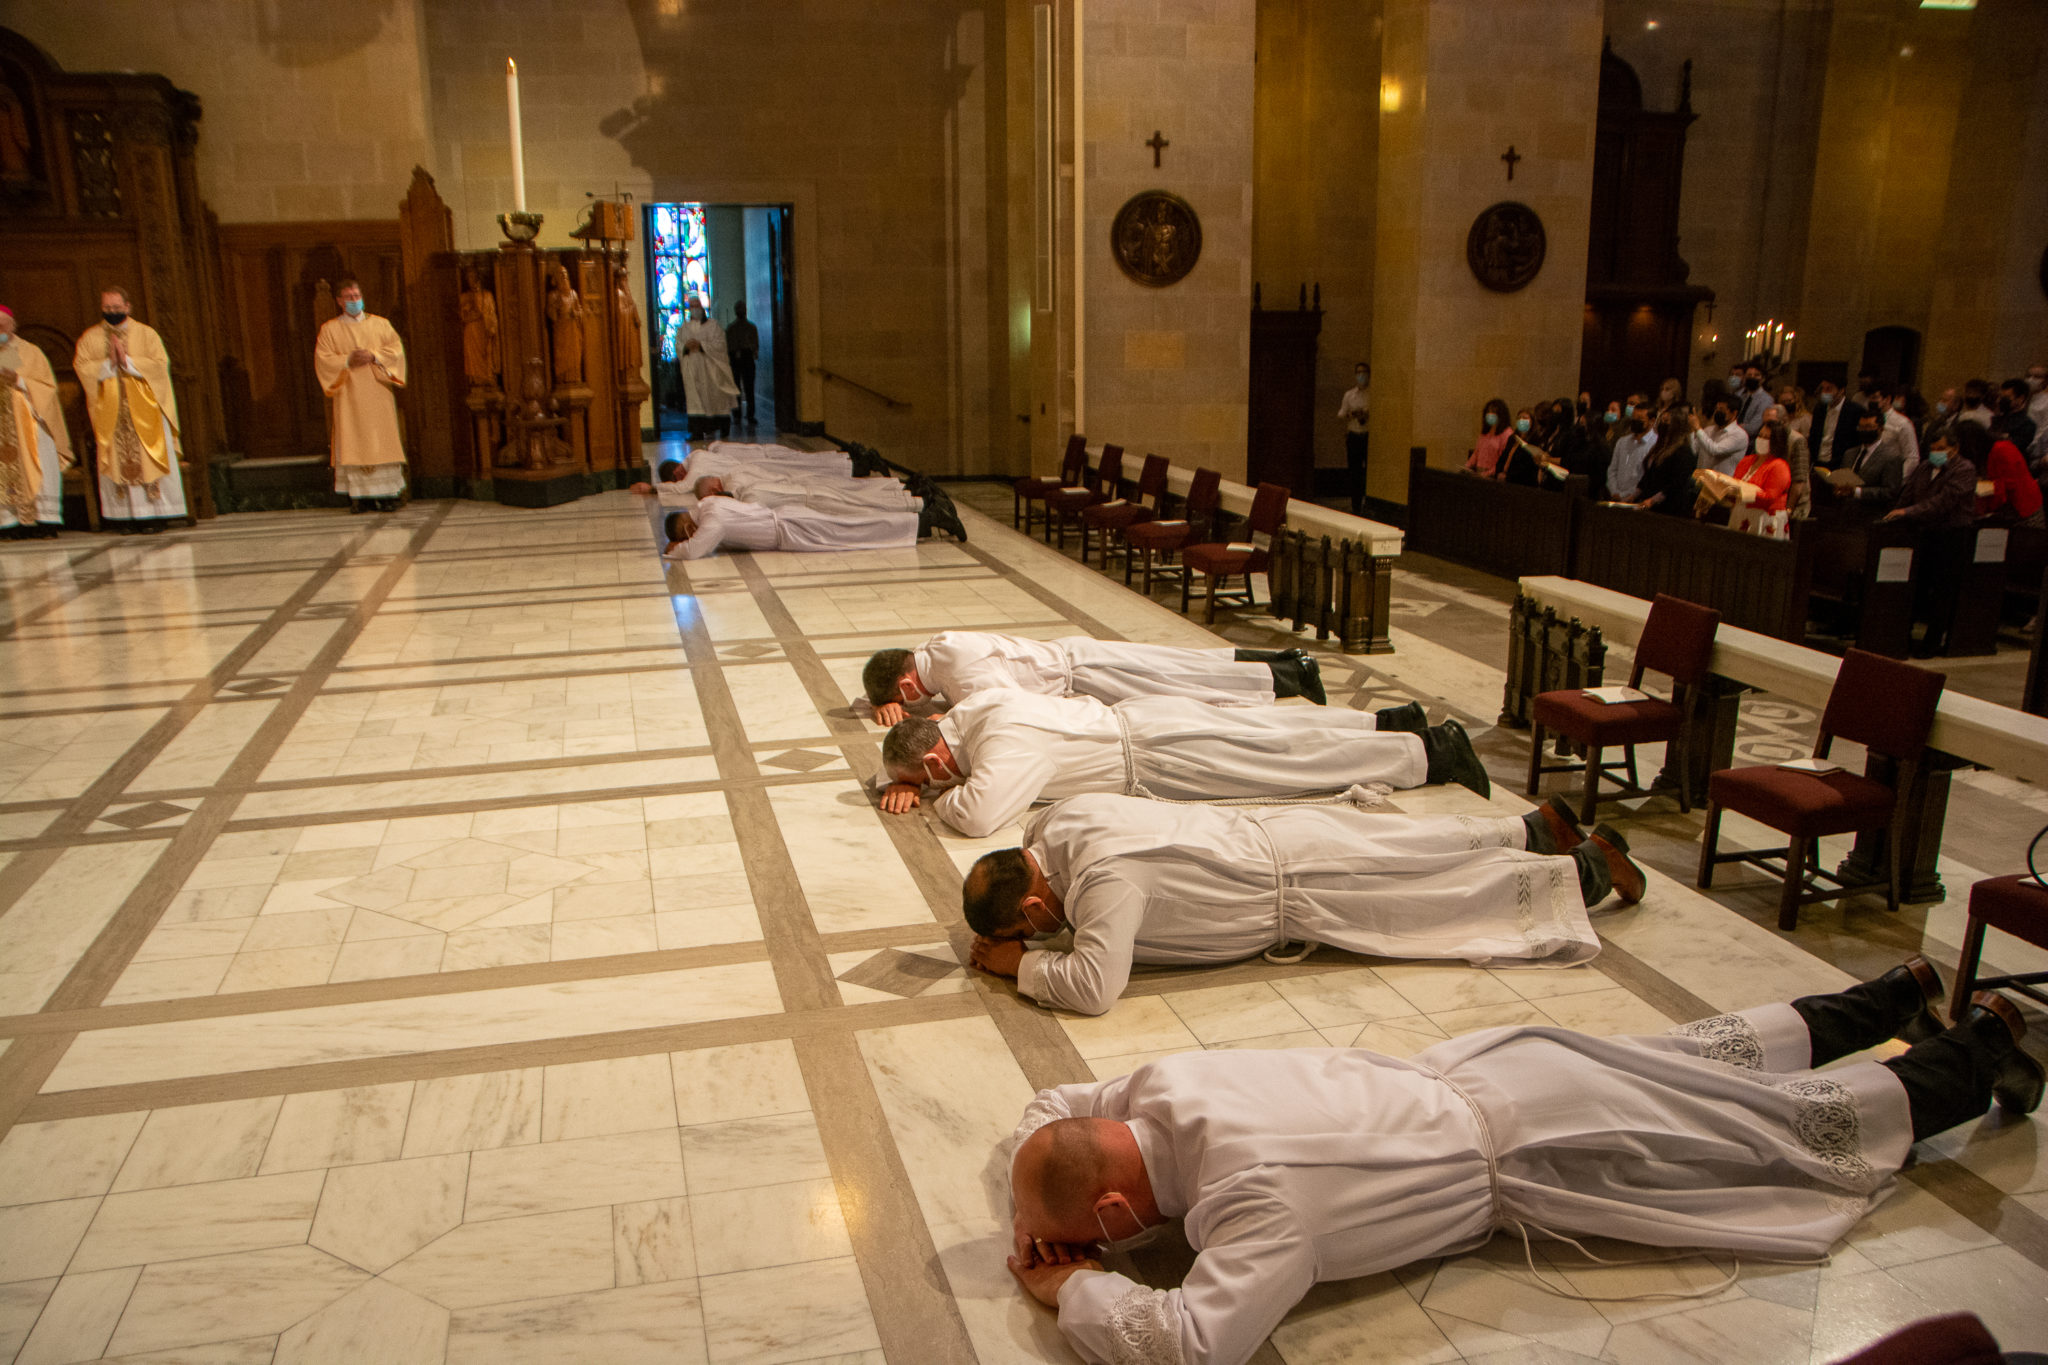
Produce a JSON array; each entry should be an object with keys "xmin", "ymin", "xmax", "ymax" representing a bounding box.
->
[
  {"xmin": 0, "ymin": 0, "xmax": 433, "ymax": 222},
  {"xmin": 1083, "ymin": 0, "xmax": 1258, "ymax": 483}
]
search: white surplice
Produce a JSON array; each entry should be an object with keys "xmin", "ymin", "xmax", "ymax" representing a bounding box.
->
[
  {"xmin": 913, "ymin": 631, "xmax": 1277, "ymax": 708},
  {"xmin": 723, "ymin": 469, "xmax": 918, "ymax": 515},
  {"xmin": 680, "ymin": 447, "xmax": 853, "ymax": 483},
  {"xmin": 671, "ymin": 496, "xmax": 917, "ymax": 560},
  {"xmin": 678, "ymin": 317, "xmax": 740, "ymax": 417},
  {"xmin": 1017, "ymin": 1007, "xmax": 1912, "ymax": 1365},
  {"xmin": 912, "ymin": 690, "xmax": 1427, "ymax": 839},
  {"xmin": 1015, "ymin": 795, "xmax": 1596, "ymax": 1013}
]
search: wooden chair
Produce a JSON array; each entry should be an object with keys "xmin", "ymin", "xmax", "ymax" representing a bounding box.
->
[
  {"xmin": 1125, "ymin": 468, "xmax": 1220, "ymax": 597},
  {"xmin": 1084, "ymin": 453, "xmax": 1169, "ymax": 575},
  {"xmin": 1947, "ymin": 875, "xmax": 2048, "ymax": 1022},
  {"xmin": 1180, "ymin": 482, "xmax": 1288, "ymax": 623},
  {"xmin": 1045, "ymin": 443, "xmax": 1120, "ymax": 551},
  {"xmin": 1526, "ymin": 594, "xmax": 1721, "ymax": 825},
  {"xmin": 1013, "ymin": 434, "xmax": 1085, "ymax": 535},
  {"xmin": 1698, "ymin": 648, "xmax": 1946, "ymax": 930}
]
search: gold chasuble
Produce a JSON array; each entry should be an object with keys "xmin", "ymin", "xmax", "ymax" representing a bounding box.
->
[
  {"xmin": 74, "ymin": 320, "xmax": 179, "ymax": 506},
  {"xmin": 0, "ymin": 336, "xmax": 72, "ymax": 528},
  {"xmin": 315, "ymin": 313, "xmax": 408, "ymax": 469}
]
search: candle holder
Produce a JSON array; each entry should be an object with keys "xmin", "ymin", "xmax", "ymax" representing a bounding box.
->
[{"xmin": 497, "ymin": 211, "xmax": 543, "ymax": 245}]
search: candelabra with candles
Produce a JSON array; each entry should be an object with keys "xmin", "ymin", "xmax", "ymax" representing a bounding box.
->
[{"xmin": 1744, "ymin": 319, "xmax": 1796, "ymax": 377}]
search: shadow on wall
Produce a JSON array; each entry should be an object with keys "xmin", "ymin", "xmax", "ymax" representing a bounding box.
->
[
  {"xmin": 592, "ymin": 0, "xmax": 998, "ymax": 474},
  {"xmin": 251, "ymin": 0, "xmax": 401, "ymax": 66}
]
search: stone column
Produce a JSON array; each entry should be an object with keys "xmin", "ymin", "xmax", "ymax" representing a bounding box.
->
[{"xmin": 1370, "ymin": 0, "xmax": 1601, "ymax": 504}]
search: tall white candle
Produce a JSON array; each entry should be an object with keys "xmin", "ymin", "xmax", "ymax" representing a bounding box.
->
[{"xmin": 506, "ymin": 57, "xmax": 527, "ymax": 213}]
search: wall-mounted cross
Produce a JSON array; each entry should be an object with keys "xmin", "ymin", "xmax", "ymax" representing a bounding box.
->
[
  {"xmin": 1501, "ymin": 145, "xmax": 1522, "ymax": 181},
  {"xmin": 1145, "ymin": 130, "xmax": 1169, "ymax": 168}
]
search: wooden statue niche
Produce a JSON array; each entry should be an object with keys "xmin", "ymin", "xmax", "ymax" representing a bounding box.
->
[
  {"xmin": 546, "ymin": 262, "xmax": 585, "ymax": 385},
  {"xmin": 458, "ymin": 264, "xmax": 505, "ymax": 468}
]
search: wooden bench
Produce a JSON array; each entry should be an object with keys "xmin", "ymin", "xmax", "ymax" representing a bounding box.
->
[{"xmin": 1517, "ymin": 575, "xmax": 2048, "ymax": 903}]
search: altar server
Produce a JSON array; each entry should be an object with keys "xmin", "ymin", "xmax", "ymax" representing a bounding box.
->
[
  {"xmin": 315, "ymin": 278, "xmax": 409, "ymax": 512},
  {"xmin": 861, "ymin": 631, "xmax": 1354, "ymax": 722},
  {"xmin": 963, "ymin": 795, "xmax": 1633, "ymax": 1010},
  {"xmin": 0, "ymin": 305, "xmax": 72, "ymax": 538},
  {"xmin": 1006, "ymin": 961, "xmax": 2040, "ymax": 1365},
  {"xmin": 664, "ymin": 499, "xmax": 920, "ymax": 560},
  {"xmin": 73, "ymin": 287, "xmax": 186, "ymax": 530},
  {"xmin": 876, "ymin": 689, "xmax": 1491, "ymax": 839}
]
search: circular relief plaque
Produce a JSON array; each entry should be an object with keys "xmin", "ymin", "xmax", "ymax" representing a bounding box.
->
[
  {"xmin": 1466, "ymin": 201, "xmax": 1547, "ymax": 293},
  {"xmin": 1111, "ymin": 191, "xmax": 1203, "ymax": 288}
]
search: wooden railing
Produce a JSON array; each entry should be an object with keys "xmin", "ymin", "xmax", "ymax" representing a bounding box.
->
[
  {"xmin": 1407, "ymin": 447, "xmax": 1580, "ymax": 579},
  {"xmin": 1572, "ymin": 503, "xmax": 1813, "ymax": 641}
]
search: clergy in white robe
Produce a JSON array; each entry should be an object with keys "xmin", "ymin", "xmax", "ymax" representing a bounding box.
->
[
  {"xmin": 679, "ymin": 445, "xmax": 854, "ymax": 483},
  {"xmin": 0, "ymin": 308, "xmax": 71, "ymax": 536},
  {"xmin": 877, "ymin": 689, "xmax": 1444, "ymax": 839},
  {"xmin": 966, "ymin": 796, "xmax": 1599, "ymax": 1014},
  {"xmin": 1008, "ymin": 998, "xmax": 1958, "ymax": 1365},
  {"xmin": 73, "ymin": 289, "xmax": 187, "ymax": 526},
  {"xmin": 677, "ymin": 303, "xmax": 740, "ymax": 427},
  {"xmin": 666, "ymin": 496, "xmax": 919, "ymax": 560},
  {"xmin": 865, "ymin": 631, "xmax": 1279, "ymax": 720},
  {"xmin": 696, "ymin": 469, "xmax": 920, "ymax": 516}
]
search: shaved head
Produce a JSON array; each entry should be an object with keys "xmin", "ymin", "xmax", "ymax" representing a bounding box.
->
[{"xmin": 1012, "ymin": 1118, "xmax": 1126, "ymax": 1244}]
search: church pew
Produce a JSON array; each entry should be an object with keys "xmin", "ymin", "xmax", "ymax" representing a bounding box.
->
[
  {"xmin": 1517, "ymin": 575, "xmax": 2048, "ymax": 903},
  {"xmin": 1570, "ymin": 503, "xmax": 1814, "ymax": 643},
  {"xmin": 1404, "ymin": 446, "xmax": 1581, "ymax": 580}
]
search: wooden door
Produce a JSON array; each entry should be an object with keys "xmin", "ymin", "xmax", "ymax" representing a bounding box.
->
[{"xmin": 1246, "ymin": 301, "xmax": 1322, "ymax": 494}]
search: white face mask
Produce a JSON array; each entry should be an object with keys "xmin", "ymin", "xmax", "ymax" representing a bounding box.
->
[{"xmin": 1095, "ymin": 1203, "xmax": 1168, "ymax": 1254}]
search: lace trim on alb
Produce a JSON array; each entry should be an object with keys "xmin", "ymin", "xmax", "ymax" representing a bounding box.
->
[
  {"xmin": 1105, "ymin": 1285, "xmax": 1183, "ymax": 1365},
  {"xmin": 1776, "ymin": 1075, "xmax": 1877, "ymax": 1194},
  {"xmin": 1667, "ymin": 1013, "xmax": 1767, "ymax": 1070}
]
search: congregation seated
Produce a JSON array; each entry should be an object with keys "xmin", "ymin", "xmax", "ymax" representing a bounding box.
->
[{"xmin": 1461, "ymin": 398, "xmax": 1514, "ymax": 476}]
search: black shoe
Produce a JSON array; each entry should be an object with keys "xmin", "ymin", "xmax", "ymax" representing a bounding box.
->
[
  {"xmin": 1294, "ymin": 652, "xmax": 1326, "ymax": 706},
  {"xmin": 1420, "ymin": 718, "xmax": 1490, "ymax": 797},
  {"xmin": 1876, "ymin": 956, "xmax": 1948, "ymax": 1046},
  {"xmin": 916, "ymin": 503, "xmax": 938, "ymax": 540},
  {"xmin": 931, "ymin": 488, "xmax": 968, "ymax": 542},
  {"xmin": 1966, "ymin": 993, "xmax": 2044, "ymax": 1117},
  {"xmin": 1374, "ymin": 700, "xmax": 1428, "ymax": 733},
  {"xmin": 1266, "ymin": 651, "xmax": 1324, "ymax": 705}
]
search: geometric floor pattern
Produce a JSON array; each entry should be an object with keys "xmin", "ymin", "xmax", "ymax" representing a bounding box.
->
[{"xmin": 0, "ymin": 469, "xmax": 2039, "ymax": 1364}]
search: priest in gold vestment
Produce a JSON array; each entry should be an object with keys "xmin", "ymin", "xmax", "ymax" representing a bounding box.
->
[
  {"xmin": 0, "ymin": 305, "xmax": 72, "ymax": 538},
  {"xmin": 72, "ymin": 287, "xmax": 186, "ymax": 530},
  {"xmin": 316, "ymin": 278, "xmax": 409, "ymax": 512}
]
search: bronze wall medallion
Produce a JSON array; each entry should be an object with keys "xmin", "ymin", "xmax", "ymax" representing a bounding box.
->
[
  {"xmin": 1466, "ymin": 201, "xmax": 1547, "ymax": 293},
  {"xmin": 1112, "ymin": 190, "xmax": 1202, "ymax": 287}
]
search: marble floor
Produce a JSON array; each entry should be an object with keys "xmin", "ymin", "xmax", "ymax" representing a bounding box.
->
[{"xmin": 0, "ymin": 469, "xmax": 2041, "ymax": 1365}]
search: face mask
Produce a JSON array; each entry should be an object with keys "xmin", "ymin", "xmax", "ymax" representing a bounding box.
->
[
  {"xmin": 102, "ymin": 311, "xmax": 128, "ymax": 327},
  {"xmin": 1714, "ymin": 413, "xmax": 1731, "ymax": 428},
  {"xmin": 342, "ymin": 299, "xmax": 364, "ymax": 317},
  {"xmin": 1935, "ymin": 401, "xmax": 1949, "ymax": 415},
  {"xmin": 1929, "ymin": 450, "xmax": 1950, "ymax": 468},
  {"xmin": 1095, "ymin": 1202, "xmax": 1167, "ymax": 1254},
  {"xmin": 1744, "ymin": 377, "xmax": 1761, "ymax": 391},
  {"xmin": 1604, "ymin": 410, "xmax": 1619, "ymax": 424},
  {"xmin": 1483, "ymin": 413, "xmax": 1498, "ymax": 428},
  {"xmin": 0, "ymin": 332, "xmax": 12, "ymax": 347},
  {"xmin": 1355, "ymin": 371, "xmax": 1367, "ymax": 384},
  {"xmin": 1515, "ymin": 418, "xmax": 1531, "ymax": 435},
  {"xmin": 1623, "ymin": 404, "xmax": 1636, "ymax": 418},
  {"xmin": 1755, "ymin": 437, "xmax": 1771, "ymax": 455},
  {"xmin": 1816, "ymin": 392, "xmax": 1833, "ymax": 408},
  {"xmin": 1728, "ymin": 374, "xmax": 1742, "ymax": 388},
  {"xmin": 1630, "ymin": 419, "xmax": 1646, "ymax": 435}
]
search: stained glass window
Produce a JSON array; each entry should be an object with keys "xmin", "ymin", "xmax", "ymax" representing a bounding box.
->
[{"xmin": 647, "ymin": 203, "xmax": 712, "ymax": 362}]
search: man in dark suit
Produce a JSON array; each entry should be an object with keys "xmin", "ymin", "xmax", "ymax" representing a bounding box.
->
[{"xmin": 1810, "ymin": 377, "xmax": 1868, "ymax": 469}]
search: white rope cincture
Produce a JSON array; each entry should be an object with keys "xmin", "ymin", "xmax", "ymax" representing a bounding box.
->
[{"xmin": 1410, "ymin": 1059, "xmax": 1831, "ymax": 1303}]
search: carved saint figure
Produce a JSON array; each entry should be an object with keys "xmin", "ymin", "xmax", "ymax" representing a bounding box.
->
[
  {"xmin": 614, "ymin": 271, "xmax": 645, "ymax": 381},
  {"xmin": 546, "ymin": 262, "xmax": 585, "ymax": 385},
  {"xmin": 458, "ymin": 266, "xmax": 501, "ymax": 388}
]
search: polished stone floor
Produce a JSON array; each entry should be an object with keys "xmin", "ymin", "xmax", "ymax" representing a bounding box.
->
[{"xmin": 0, "ymin": 467, "xmax": 2041, "ymax": 1365}]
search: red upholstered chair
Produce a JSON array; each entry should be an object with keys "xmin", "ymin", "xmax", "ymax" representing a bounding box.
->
[
  {"xmin": 1527, "ymin": 594, "xmax": 1721, "ymax": 825},
  {"xmin": 1698, "ymin": 648, "xmax": 1946, "ymax": 930},
  {"xmin": 1180, "ymin": 482, "xmax": 1288, "ymax": 623},
  {"xmin": 1947, "ymin": 875, "xmax": 2048, "ymax": 1023},
  {"xmin": 1013, "ymin": 434, "xmax": 1085, "ymax": 534},
  {"xmin": 1082, "ymin": 453, "xmax": 1168, "ymax": 572},
  {"xmin": 1126, "ymin": 468, "xmax": 1221, "ymax": 597},
  {"xmin": 1831, "ymin": 1312, "xmax": 2006, "ymax": 1365},
  {"xmin": 1045, "ymin": 444, "xmax": 1121, "ymax": 551}
]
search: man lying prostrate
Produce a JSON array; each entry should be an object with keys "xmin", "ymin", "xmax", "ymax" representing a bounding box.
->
[
  {"xmin": 862, "ymin": 631, "xmax": 1367, "ymax": 724},
  {"xmin": 963, "ymin": 794, "xmax": 1634, "ymax": 1011},
  {"xmin": 626, "ymin": 457, "xmax": 690, "ymax": 495},
  {"xmin": 662, "ymin": 501, "xmax": 924, "ymax": 560},
  {"xmin": 1005, "ymin": 959, "xmax": 2043, "ymax": 1365},
  {"xmin": 875, "ymin": 688, "xmax": 1492, "ymax": 839},
  {"xmin": 693, "ymin": 470, "xmax": 919, "ymax": 514},
  {"xmin": 683, "ymin": 443, "xmax": 852, "ymax": 482}
]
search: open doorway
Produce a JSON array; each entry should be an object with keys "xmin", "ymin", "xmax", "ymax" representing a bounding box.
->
[{"xmin": 643, "ymin": 202, "xmax": 795, "ymax": 438}]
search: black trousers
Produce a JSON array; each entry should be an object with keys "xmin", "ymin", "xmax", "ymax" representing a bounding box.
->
[
  {"xmin": 732, "ymin": 354, "xmax": 757, "ymax": 415},
  {"xmin": 1345, "ymin": 431, "xmax": 1370, "ymax": 514},
  {"xmin": 1792, "ymin": 982, "xmax": 1994, "ymax": 1141}
]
